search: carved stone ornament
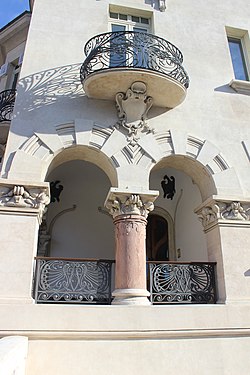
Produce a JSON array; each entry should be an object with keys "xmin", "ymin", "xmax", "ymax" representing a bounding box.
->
[
  {"xmin": 196, "ymin": 200, "xmax": 250, "ymax": 229},
  {"xmin": 159, "ymin": 0, "xmax": 166, "ymax": 11},
  {"xmin": 106, "ymin": 194, "xmax": 154, "ymax": 218},
  {"xmin": 0, "ymin": 185, "xmax": 50, "ymax": 223},
  {"xmin": 115, "ymin": 81, "xmax": 153, "ymax": 145}
]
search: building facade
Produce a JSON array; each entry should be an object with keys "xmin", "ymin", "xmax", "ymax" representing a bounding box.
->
[{"xmin": 0, "ymin": 0, "xmax": 250, "ymax": 374}]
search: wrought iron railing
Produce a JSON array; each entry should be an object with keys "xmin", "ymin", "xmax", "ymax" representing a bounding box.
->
[
  {"xmin": 33, "ymin": 257, "xmax": 114, "ymax": 304},
  {"xmin": 33, "ymin": 258, "xmax": 216, "ymax": 305},
  {"xmin": 80, "ymin": 31, "xmax": 189, "ymax": 88},
  {"xmin": 148, "ymin": 261, "xmax": 217, "ymax": 304},
  {"xmin": 0, "ymin": 89, "xmax": 16, "ymax": 122}
]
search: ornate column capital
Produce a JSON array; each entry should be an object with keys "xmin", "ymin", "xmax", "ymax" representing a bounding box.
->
[
  {"xmin": 195, "ymin": 196, "xmax": 250, "ymax": 231},
  {"xmin": 105, "ymin": 188, "xmax": 158, "ymax": 219},
  {"xmin": 0, "ymin": 179, "xmax": 50, "ymax": 224}
]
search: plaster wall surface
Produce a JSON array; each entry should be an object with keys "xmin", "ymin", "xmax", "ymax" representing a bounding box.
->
[
  {"xmin": 0, "ymin": 0, "xmax": 249, "ymax": 198},
  {"xmin": 26, "ymin": 336, "xmax": 250, "ymax": 375}
]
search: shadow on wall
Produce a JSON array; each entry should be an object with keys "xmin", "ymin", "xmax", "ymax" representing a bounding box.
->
[{"xmin": 12, "ymin": 63, "xmax": 167, "ymax": 135}]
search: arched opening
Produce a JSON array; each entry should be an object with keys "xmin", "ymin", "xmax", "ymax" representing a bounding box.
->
[
  {"xmin": 34, "ymin": 149, "xmax": 116, "ymax": 304},
  {"xmin": 149, "ymin": 161, "xmax": 207, "ymax": 261},
  {"xmin": 147, "ymin": 155, "xmax": 218, "ymax": 304},
  {"xmin": 41, "ymin": 158, "xmax": 114, "ymax": 259}
]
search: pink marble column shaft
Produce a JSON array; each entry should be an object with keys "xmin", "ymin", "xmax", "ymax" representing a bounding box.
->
[{"xmin": 114, "ymin": 214, "xmax": 147, "ymax": 290}]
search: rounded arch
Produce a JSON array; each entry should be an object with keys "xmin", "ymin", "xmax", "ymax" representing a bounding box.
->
[
  {"xmin": 45, "ymin": 145, "xmax": 118, "ymax": 186},
  {"xmin": 150, "ymin": 155, "xmax": 217, "ymax": 201}
]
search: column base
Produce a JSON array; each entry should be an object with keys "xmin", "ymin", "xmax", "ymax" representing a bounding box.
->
[{"xmin": 112, "ymin": 289, "xmax": 151, "ymax": 305}]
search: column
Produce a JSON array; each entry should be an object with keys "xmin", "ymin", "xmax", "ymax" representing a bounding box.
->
[{"xmin": 105, "ymin": 188, "xmax": 158, "ymax": 305}]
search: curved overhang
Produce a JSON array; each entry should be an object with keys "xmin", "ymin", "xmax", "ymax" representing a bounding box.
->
[{"xmin": 83, "ymin": 68, "xmax": 187, "ymax": 108}]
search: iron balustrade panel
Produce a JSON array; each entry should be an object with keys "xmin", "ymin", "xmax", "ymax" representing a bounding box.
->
[
  {"xmin": 0, "ymin": 89, "xmax": 16, "ymax": 122},
  {"xmin": 34, "ymin": 257, "xmax": 114, "ymax": 304},
  {"xmin": 80, "ymin": 31, "xmax": 189, "ymax": 89},
  {"xmin": 148, "ymin": 262, "xmax": 217, "ymax": 304}
]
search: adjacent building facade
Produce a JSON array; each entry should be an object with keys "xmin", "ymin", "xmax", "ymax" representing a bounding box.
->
[{"xmin": 0, "ymin": 0, "xmax": 250, "ymax": 374}]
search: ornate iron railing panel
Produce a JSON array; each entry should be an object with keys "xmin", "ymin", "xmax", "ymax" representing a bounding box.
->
[
  {"xmin": 148, "ymin": 261, "xmax": 217, "ymax": 304},
  {"xmin": 80, "ymin": 31, "xmax": 189, "ymax": 89},
  {"xmin": 0, "ymin": 89, "xmax": 16, "ymax": 122},
  {"xmin": 33, "ymin": 257, "xmax": 114, "ymax": 304}
]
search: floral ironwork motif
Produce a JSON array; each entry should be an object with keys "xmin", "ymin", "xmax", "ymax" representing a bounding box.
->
[
  {"xmin": 0, "ymin": 89, "xmax": 16, "ymax": 122},
  {"xmin": 148, "ymin": 262, "xmax": 216, "ymax": 304},
  {"xmin": 80, "ymin": 31, "xmax": 189, "ymax": 89},
  {"xmin": 34, "ymin": 258, "xmax": 114, "ymax": 304}
]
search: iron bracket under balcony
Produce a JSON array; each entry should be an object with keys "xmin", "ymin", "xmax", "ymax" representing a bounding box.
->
[{"xmin": 80, "ymin": 31, "xmax": 189, "ymax": 108}]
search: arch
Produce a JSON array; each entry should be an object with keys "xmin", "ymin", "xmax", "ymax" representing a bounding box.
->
[
  {"xmin": 150, "ymin": 154, "xmax": 217, "ymax": 201},
  {"xmin": 6, "ymin": 119, "xmax": 118, "ymax": 186},
  {"xmin": 45, "ymin": 145, "xmax": 118, "ymax": 186}
]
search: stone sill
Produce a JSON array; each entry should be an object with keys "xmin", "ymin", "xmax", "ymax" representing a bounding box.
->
[{"xmin": 229, "ymin": 79, "xmax": 250, "ymax": 95}]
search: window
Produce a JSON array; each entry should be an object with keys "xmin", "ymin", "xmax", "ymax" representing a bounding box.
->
[
  {"xmin": 109, "ymin": 11, "xmax": 151, "ymax": 68},
  {"xmin": 228, "ymin": 37, "xmax": 249, "ymax": 81},
  {"xmin": 226, "ymin": 27, "xmax": 250, "ymax": 81}
]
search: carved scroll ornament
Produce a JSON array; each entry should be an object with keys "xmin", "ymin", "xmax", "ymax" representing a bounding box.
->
[
  {"xmin": 0, "ymin": 185, "xmax": 50, "ymax": 223},
  {"xmin": 106, "ymin": 194, "xmax": 154, "ymax": 218}
]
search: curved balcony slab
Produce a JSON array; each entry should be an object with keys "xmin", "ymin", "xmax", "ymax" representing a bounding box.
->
[
  {"xmin": 81, "ymin": 31, "xmax": 189, "ymax": 109},
  {"xmin": 83, "ymin": 68, "xmax": 187, "ymax": 108}
]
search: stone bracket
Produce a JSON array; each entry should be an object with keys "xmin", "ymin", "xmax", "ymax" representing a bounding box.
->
[
  {"xmin": 0, "ymin": 179, "xmax": 50, "ymax": 224},
  {"xmin": 195, "ymin": 195, "xmax": 250, "ymax": 232}
]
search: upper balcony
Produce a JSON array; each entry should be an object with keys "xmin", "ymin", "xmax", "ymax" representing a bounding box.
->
[
  {"xmin": 80, "ymin": 31, "xmax": 189, "ymax": 108},
  {"xmin": 0, "ymin": 89, "xmax": 16, "ymax": 123}
]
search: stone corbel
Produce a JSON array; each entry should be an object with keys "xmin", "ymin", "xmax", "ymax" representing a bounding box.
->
[
  {"xmin": 115, "ymin": 81, "xmax": 153, "ymax": 146},
  {"xmin": 195, "ymin": 196, "xmax": 250, "ymax": 231},
  {"xmin": 0, "ymin": 180, "xmax": 50, "ymax": 223},
  {"xmin": 105, "ymin": 188, "xmax": 159, "ymax": 219}
]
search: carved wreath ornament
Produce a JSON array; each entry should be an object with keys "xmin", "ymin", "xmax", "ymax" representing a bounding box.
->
[{"xmin": 115, "ymin": 81, "xmax": 153, "ymax": 145}]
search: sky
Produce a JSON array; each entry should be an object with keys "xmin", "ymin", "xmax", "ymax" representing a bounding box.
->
[{"xmin": 0, "ymin": 0, "xmax": 30, "ymax": 29}]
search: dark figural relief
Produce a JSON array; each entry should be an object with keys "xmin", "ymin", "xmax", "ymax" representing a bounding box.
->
[
  {"xmin": 50, "ymin": 180, "xmax": 64, "ymax": 203},
  {"xmin": 161, "ymin": 175, "xmax": 176, "ymax": 200}
]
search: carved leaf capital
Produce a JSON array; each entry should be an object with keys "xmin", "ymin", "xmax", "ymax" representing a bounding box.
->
[{"xmin": 106, "ymin": 194, "xmax": 154, "ymax": 218}]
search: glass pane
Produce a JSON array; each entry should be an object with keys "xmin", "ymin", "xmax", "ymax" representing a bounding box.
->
[
  {"xmin": 133, "ymin": 28, "xmax": 148, "ymax": 68},
  {"xmin": 228, "ymin": 37, "xmax": 249, "ymax": 81},
  {"xmin": 110, "ymin": 24, "xmax": 126, "ymax": 67},
  {"xmin": 119, "ymin": 14, "xmax": 127, "ymax": 20},
  {"xmin": 141, "ymin": 17, "xmax": 149, "ymax": 25},
  {"xmin": 132, "ymin": 16, "xmax": 140, "ymax": 23},
  {"xmin": 110, "ymin": 12, "xmax": 118, "ymax": 19}
]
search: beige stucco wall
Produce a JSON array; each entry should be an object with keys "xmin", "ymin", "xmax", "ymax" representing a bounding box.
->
[{"xmin": 0, "ymin": 1, "xmax": 250, "ymax": 373}]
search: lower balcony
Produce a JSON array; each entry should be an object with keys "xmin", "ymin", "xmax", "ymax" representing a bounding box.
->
[
  {"xmin": 33, "ymin": 257, "xmax": 217, "ymax": 305},
  {"xmin": 0, "ymin": 89, "xmax": 16, "ymax": 122}
]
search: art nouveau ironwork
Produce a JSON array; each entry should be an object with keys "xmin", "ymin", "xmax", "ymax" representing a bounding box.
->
[
  {"xmin": 33, "ymin": 257, "xmax": 114, "ymax": 304},
  {"xmin": 80, "ymin": 31, "xmax": 189, "ymax": 88},
  {"xmin": 0, "ymin": 89, "xmax": 16, "ymax": 122},
  {"xmin": 148, "ymin": 261, "xmax": 216, "ymax": 304}
]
